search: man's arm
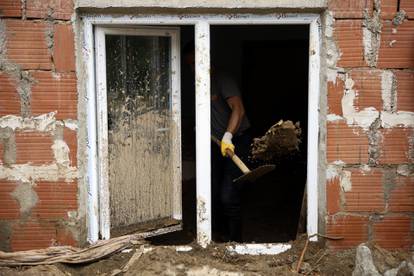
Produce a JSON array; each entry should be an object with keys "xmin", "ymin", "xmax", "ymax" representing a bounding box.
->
[
  {"xmin": 226, "ymin": 96, "xmax": 245, "ymax": 135},
  {"xmin": 220, "ymin": 95, "xmax": 246, "ymax": 157}
]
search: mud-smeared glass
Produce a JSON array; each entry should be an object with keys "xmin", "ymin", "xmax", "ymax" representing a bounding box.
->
[{"xmin": 105, "ymin": 35, "xmax": 173, "ymax": 234}]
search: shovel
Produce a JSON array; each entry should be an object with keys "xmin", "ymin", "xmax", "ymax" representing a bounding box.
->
[{"xmin": 211, "ymin": 135, "xmax": 275, "ymax": 184}]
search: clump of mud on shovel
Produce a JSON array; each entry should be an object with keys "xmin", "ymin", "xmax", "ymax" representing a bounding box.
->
[{"xmin": 251, "ymin": 120, "xmax": 302, "ymax": 162}]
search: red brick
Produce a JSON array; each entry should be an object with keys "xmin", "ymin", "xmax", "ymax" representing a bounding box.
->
[
  {"xmin": 395, "ymin": 70, "xmax": 414, "ymax": 112},
  {"xmin": 0, "ymin": 72, "xmax": 20, "ymax": 116},
  {"xmin": 327, "ymin": 77, "xmax": 345, "ymax": 116},
  {"xmin": 26, "ymin": 0, "xmax": 73, "ymax": 20},
  {"xmin": 373, "ymin": 216, "xmax": 413, "ymax": 249},
  {"xmin": 378, "ymin": 20, "xmax": 414, "ymax": 69},
  {"xmin": 381, "ymin": 0, "xmax": 398, "ymax": 20},
  {"xmin": 0, "ymin": 0, "xmax": 22, "ymax": 17},
  {"xmin": 32, "ymin": 181, "xmax": 77, "ymax": 219},
  {"xmin": 334, "ymin": 20, "xmax": 366, "ymax": 68},
  {"xmin": 10, "ymin": 221, "xmax": 55, "ymax": 251},
  {"xmin": 344, "ymin": 169, "xmax": 385, "ymax": 212},
  {"xmin": 379, "ymin": 128, "xmax": 412, "ymax": 164},
  {"xmin": 328, "ymin": 0, "xmax": 373, "ymax": 18},
  {"xmin": 31, "ymin": 71, "xmax": 77, "ymax": 120},
  {"xmin": 55, "ymin": 226, "xmax": 76, "ymax": 246},
  {"xmin": 10, "ymin": 220, "xmax": 76, "ymax": 251},
  {"xmin": 15, "ymin": 132, "xmax": 54, "ymax": 165},
  {"xmin": 327, "ymin": 121, "xmax": 370, "ymax": 164},
  {"xmin": 327, "ymin": 176, "xmax": 341, "ymax": 214},
  {"xmin": 0, "ymin": 180, "xmax": 20, "ymax": 220},
  {"xmin": 401, "ymin": 0, "xmax": 414, "ymax": 19},
  {"xmin": 53, "ymin": 24, "xmax": 76, "ymax": 72},
  {"xmin": 64, "ymin": 128, "xmax": 77, "ymax": 166},
  {"xmin": 326, "ymin": 215, "xmax": 369, "ymax": 249},
  {"xmin": 349, "ymin": 69, "xmax": 383, "ymax": 111},
  {"xmin": 388, "ymin": 175, "xmax": 414, "ymax": 212},
  {"xmin": 4, "ymin": 19, "xmax": 52, "ymax": 70}
]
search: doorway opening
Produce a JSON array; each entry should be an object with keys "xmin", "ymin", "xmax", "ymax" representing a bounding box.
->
[{"xmin": 150, "ymin": 24, "xmax": 309, "ymax": 244}]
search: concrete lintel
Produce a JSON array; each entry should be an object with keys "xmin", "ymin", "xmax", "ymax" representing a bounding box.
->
[{"xmin": 76, "ymin": 0, "xmax": 327, "ymax": 11}]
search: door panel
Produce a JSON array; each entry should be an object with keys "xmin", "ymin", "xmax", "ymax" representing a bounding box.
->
[{"xmin": 96, "ymin": 28, "xmax": 181, "ymax": 237}]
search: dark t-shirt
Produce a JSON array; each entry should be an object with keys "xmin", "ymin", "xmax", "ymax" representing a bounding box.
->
[{"xmin": 211, "ymin": 72, "xmax": 250, "ymax": 138}]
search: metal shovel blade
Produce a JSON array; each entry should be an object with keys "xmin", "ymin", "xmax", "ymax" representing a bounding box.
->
[{"xmin": 233, "ymin": 164, "xmax": 276, "ymax": 184}]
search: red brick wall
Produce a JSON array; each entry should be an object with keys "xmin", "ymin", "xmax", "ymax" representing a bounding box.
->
[
  {"xmin": 0, "ymin": 0, "xmax": 77, "ymax": 251},
  {"xmin": 327, "ymin": 0, "xmax": 414, "ymax": 250},
  {"xmin": 1, "ymin": 0, "xmax": 413, "ymax": 252}
]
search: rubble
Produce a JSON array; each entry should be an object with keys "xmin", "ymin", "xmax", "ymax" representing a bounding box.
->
[
  {"xmin": 250, "ymin": 120, "xmax": 302, "ymax": 162},
  {"xmin": 0, "ymin": 239, "xmax": 412, "ymax": 276},
  {"xmin": 352, "ymin": 244, "xmax": 381, "ymax": 276}
]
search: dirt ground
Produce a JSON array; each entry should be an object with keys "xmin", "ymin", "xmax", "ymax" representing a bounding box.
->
[{"xmin": 0, "ymin": 236, "xmax": 411, "ymax": 276}]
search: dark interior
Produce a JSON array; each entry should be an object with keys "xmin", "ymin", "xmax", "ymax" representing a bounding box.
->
[{"xmin": 150, "ymin": 25, "xmax": 309, "ymax": 244}]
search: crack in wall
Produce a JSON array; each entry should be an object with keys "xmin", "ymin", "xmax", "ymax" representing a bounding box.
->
[
  {"xmin": 44, "ymin": 12, "xmax": 56, "ymax": 72},
  {"xmin": 367, "ymin": 116, "xmax": 382, "ymax": 166},
  {"xmin": 362, "ymin": 0, "xmax": 382, "ymax": 67},
  {"xmin": 20, "ymin": 0, "xmax": 26, "ymax": 20},
  {"xmin": 382, "ymin": 168, "xmax": 397, "ymax": 211}
]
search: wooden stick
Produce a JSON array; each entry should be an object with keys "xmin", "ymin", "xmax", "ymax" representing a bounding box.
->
[
  {"xmin": 307, "ymin": 233, "xmax": 343, "ymax": 240},
  {"xmin": 295, "ymin": 233, "xmax": 343, "ymax": 273},
  {"xmin": 120, "ymin": 246, "xmax": 144, "ymax": 274},
  {"xmin": 295, "ymin": 237, "xmax": 309, "ymax": 273},
  {"xmin": 211, "ymin": 135, "xmax": 251, "ymax": 174},
  {"xmin": 305, "ymin": 262, "xmax": 322, "ymax": 276}
]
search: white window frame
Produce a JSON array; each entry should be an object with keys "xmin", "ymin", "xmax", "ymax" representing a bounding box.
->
[
  {"xmin": 94, "ymin": 26, "xmax": 182, "ymax": 240},
  {"xmin": 82, "ymin": 13, "xmax": 321, "ymax": 248}
]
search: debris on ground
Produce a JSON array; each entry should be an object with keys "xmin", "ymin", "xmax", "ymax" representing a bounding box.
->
[
  {"xmin": 352, "ymin": 243, "xmax": 414, "ymax": 276},
  {"xmin": 352, "ymin": 244, "xmax": 381, "ymax": 276},
  {"xmin": 0, "ymin": 235, "xmax": 412, "ymax": 276},
  {"xmin": 250, "ymin": 120, "xmax": 302, "ymax": 162},
  {"xmin": 0, "ymin": 232, "xmax": 144, "ymax": 266}
]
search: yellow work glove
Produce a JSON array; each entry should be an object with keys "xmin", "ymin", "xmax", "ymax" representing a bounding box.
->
[{"xmin": 221, "ymin": 132, "xmax": 235, "ymax": 157}]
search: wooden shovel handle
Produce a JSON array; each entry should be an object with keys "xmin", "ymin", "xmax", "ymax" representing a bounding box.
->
[{"xmin": 211, "ymin": 135, "xmax": 251, "ymax": 174}]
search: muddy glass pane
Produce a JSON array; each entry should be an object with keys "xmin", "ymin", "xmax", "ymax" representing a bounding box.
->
[{"xmin": 105, "ymin": 35, "xmax": 173, "ymax": 233}]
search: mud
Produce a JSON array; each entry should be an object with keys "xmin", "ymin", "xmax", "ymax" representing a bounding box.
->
[
  {"xmin": 1, "ymin": 236, "xmax": 411, "ymax": 276},
  {"xmin": 250, "ymin": 120, "xmax": 301, "ymax": 162},
  {"xmin": 104, "ymin": 34, "xmax": 176, "ymax": 231},
  {"xmin": 392, "ymin": 10, "xmax": 407, "ymax": 26}
]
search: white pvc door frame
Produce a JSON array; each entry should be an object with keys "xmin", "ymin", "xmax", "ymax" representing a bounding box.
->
[
  {"xmin": 94, "ymin": 26, "xmax": 182, "ymax": 240},
  {"xmin": 82, "ymin": 13, "xmax": 321, "ymax": 247}
]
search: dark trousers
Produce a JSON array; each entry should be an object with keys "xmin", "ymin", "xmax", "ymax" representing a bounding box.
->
[{"xmin": 211, "ymin": 133, "xmax": 251, "ymax": 242}]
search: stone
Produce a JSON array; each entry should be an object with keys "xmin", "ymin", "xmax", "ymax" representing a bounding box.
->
[
  {"xmin": 407, "ymin": 262, "xmax": 414, "ymax": 275},
  {"xmin": 352, "ymin": 244, "xmax": 381, "ymax": 276}
]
